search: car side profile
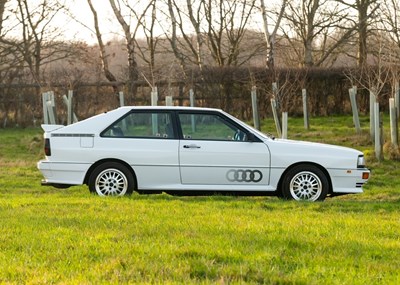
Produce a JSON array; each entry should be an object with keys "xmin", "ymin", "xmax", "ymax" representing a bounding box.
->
[{"xmin": 37, "ymin": 106, "xmax": 370, "ymax": 201}]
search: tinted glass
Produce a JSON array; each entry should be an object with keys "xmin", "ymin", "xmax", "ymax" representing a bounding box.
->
[
  {"xmin": 103, "ymin": 112, "xmax": 175, "ymax": 139},
  {"xmin": 179, "ymin": 113, "xmax": 246, "ymax": 141}
]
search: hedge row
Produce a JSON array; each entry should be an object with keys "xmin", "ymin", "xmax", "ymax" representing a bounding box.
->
[{"xmin": 0, "ymin": 67, "xmax": 394, "ymax": 127}]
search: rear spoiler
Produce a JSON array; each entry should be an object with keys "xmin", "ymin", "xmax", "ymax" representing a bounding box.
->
[{"xmin": 41, "ymin": 124, "xmax": 64, "ymax": 132}]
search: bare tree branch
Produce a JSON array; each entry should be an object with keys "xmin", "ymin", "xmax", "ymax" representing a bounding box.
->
[
  {"xmin": 87, "ymin": 0, "xmax": 118, "ymax": 87},
  {"xmin": 260, "ymin": 0, "xmax": 287, "ymax": 69}
]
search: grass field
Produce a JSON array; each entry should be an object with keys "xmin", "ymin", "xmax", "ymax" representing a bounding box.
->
[{"xmin": 0, "ymin": 116, "xmax": 399, "ymax": 284}]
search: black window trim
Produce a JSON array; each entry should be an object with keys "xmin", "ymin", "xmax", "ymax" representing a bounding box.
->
[
  {"xmin": 99, "ymin": 108, "xmax": 262, "ymax": 142},
  {"xmin": 175, "ymin": 110, "xmax": 262, "ymax": 142},
  {"xmin": 100, "ymin": 109, "xmax": 179, "ymax": 140}
]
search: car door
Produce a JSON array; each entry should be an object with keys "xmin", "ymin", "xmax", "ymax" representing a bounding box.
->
[
  {"xmin": 177, "ymin": 111, "xmax": 271, "ymax": 188},
  {"xmin": 99, "ymin": 110, "xmax": 180, "ymax": 189}
]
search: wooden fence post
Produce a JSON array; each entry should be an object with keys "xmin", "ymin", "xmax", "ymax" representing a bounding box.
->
[
  {"xmin": 119, "ymin": 91, "xmax": 125, "ymax": 107},
  {"xmin": 374, "ymin": 102, "xmax": 383, "ymax": 161},
  {"xmin": 271, "ymin": 82, "xmax": 281, "ymax": 137},
  {"xmin": 349, "ymin": 86, "xmax": 361, "ymax": 134},
  {"xmin": 189, "ymin": 89, "xmax": 195, "ymax": 107},
  {"xmin": 370, "ymin": 90, "xmax": 376, "ymax": 140},
  {"xmin": 67, "ymin": 90, "xmax": 73, "ymax": 125},
  {"xmin": 46, "ymin": 101, "xmax": 56, "ymax": 125},
  {"xmin": 42, "ymin": 92, "xmax": 49, "ymax": 124},
  {"xmin": 389, "ymin": 98, "xmax": 398, "ymax": 148},
  {"xmin": 165, "ymin": 96, "xmax": 173, "ymax": 106},
  {"xmin": 271, "ymin": 98, "xmax": 282, "ymax": 138},
  {"xmin": 50, "ymin": 91, "xmax": 57, "ymax": 124},
  {"xmin": 43, "ymin": 91, "xmax": 57, "ymax": 124},
  {"xmin": 62, "ymin": 95, "xmax": 69, "ymax": 124},
  {"xmin": 395, "ymin": 80, "xmax": 399, "ymax": 118},
  {"xmin": 282, "ymin": 112, "xmax": 288, "ymax": 139},
  {"xmin": 251, "ymin": 86, "xmax": 260, "ymax": 130},
  {"xmin": 189, "ymin": 89, "xmax": 196, "ymax": 132},
  {"xmin": 151, "ymin": 87, "xmax": 158, "ymax": 135},
  {"xmin": 63, "ymin": 91, "xmax": 78, "ymax": 125},
  {"xmin": 151, "ymin": 87, "xmax": 158, "ymax": 106},
  {"xmin": 302, "ymin": 89, "xmax": 309, "ymax": 130}
]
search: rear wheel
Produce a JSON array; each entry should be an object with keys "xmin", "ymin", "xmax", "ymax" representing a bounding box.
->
[
  {"xmin": 281, "ymin": 164, "xmax": 329, "ymax": 201},
  {"xmin": 88, "ymin": 162, "xmax": 135, "ymax": 196}
]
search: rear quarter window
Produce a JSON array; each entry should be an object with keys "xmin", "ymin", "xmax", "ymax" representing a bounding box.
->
[{"xmin": 102, "ymin": 112, "xmax": 175, "ymax": 139}]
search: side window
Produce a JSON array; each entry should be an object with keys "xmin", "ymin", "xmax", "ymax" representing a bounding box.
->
[
  {"xmin": 102, "ymin": 112, "xmax": 175, "ymax": 139},
  {"xmin": 179, "ymin": 113, "xmax": 246, "ymax": 141}
]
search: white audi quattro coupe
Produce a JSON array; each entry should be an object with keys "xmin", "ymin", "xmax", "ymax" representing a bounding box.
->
[{"xmin": 37, "ymin": 106, "xmax": 370, "ymax": 201}]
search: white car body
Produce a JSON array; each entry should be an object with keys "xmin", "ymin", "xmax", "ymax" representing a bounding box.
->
[{"xmin": 37, "ymin": 106, "xmax": 370, "ymax": 201}]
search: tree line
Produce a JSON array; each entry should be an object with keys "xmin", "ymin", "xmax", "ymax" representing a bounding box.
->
[{"xmin": 0, "ymin": 0, "xmax": 399, "ymax": 125}]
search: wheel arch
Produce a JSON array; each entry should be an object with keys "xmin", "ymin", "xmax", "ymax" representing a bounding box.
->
[
  {"xmin": 276, "ymin": 162, "xmax": 333, "ymax": 196},
  {"xmin": 84, "ymin": 159, "xmax": 138, "ymax": 189}
]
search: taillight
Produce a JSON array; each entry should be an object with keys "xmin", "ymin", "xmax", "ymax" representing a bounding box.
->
[{"xmin": 44, "ymin": 138, "xmax": 51, "ymax": 156}]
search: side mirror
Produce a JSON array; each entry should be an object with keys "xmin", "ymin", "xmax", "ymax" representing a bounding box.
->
[{"xmin": 247, "ymin": 132, "xmax": 255, "ymax": 142}]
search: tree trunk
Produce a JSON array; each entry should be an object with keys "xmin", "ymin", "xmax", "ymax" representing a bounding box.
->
[
  {"xmin": 260, "ymin": 0, "xmax": 287, "ymax": 70},
  {"xmin": 87, "ymin": 0, "xmax": 118, "ymax": 97},
  {"xmin": 357, "ymin": 0, "xmax": 369, "ymax": 67},
  {"xmin": 0, "ymin": 0, "xmax": 7, "ymax": 34},
  {"xmin": 304, "ymin": 38, "xmax": 314, "ymax": 67},
  {"xmin": 303, "ymin": 0, "xmax": 319, "ymax": 67},
  {"xmin": 109, "ymin": 0, "xmax": 139, "ymax": 101}
]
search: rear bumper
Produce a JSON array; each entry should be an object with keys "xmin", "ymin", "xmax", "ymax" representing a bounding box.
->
[
  {"xmin": 41, "ymin": 179, "xmax": 53, "ymax": 186},
  {"xmin": 41, "ymin": 180, "xmax": 72, "ymax": 189},
  {"xmin": 37, "ymin": 160, "xmax": 89, "ymax": 186}
]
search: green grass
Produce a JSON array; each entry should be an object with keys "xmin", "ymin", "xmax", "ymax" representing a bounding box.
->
[{"xmin": 0, "ymin": 116, "xmax": 399, "ymax": 284}]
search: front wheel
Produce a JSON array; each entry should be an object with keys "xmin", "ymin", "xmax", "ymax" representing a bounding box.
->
[
  {"xmin": 88, "ymin": 162, "xmax": 135, "ymax": 196},
  {"xmin": 281, "ymin": 164, "xmax": 329, "ymax": 201}
]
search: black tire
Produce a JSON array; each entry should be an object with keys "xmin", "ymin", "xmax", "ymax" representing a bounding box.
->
[
  {"xmin": 53, "ymin": 184, "xmax": 71, "ymax": 189},
  {"xmin": 281, "ymin": 164, "xmax": 329, "ymax": 201},
  {"xmin": 88, "ymin": 162, "xmax": 135, "ymax": 196}
]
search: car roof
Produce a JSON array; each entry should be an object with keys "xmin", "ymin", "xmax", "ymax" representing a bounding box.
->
[
  {"xmin": 117, "ymin": 106, "xmax": 222, "ymax": 112},
  {"xmin": 44, "ymin": 106, "xmax": 226, "ymax": 134}
]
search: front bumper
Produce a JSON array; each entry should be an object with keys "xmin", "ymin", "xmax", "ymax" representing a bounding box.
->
[{"xmin": 328, "ymin": 168, "xmax": 370, "ymax": 193}]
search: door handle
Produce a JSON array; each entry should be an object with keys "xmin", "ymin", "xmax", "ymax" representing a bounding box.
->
[{"xmin": 183, "ymin": 144, "xmax": 201, "ymax": 149}]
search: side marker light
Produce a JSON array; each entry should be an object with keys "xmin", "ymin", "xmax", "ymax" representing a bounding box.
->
[{"xmin": 362, "ymin": 172, "xmax": 369, "ymax": 180}]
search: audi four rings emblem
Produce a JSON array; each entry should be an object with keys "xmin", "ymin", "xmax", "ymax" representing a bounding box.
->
[{"xmin": 226, "ymin": 169, "xmax": 263, "ymax": 183}]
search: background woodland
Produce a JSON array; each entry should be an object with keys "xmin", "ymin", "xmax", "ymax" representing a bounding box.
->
[{"xmin": 0, "ymin": 0, "xmax": 399, "ymax": 126}]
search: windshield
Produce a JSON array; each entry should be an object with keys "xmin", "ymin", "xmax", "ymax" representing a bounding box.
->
[{"xmin": 222, "ymin": 111, "xmax": 275, "ymax": 140}]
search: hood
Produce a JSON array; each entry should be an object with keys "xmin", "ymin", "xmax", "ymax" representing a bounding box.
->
[
  {"xmin": 274, "ymin": 138, "xmax": 363, "ymax": 154},
  {"xmin": 265, "ymin": 138, "xmax": 363, "ymax": 169}
]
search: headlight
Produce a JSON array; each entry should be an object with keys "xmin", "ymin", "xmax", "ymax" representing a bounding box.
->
[{"xmin": 357, "ymin": 155, "xmax": 365, "ymax": 168}]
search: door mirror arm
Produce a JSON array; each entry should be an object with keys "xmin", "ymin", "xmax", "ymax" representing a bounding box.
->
[{"xmin": 247, "ymin": 132, "xmax": 255, "ymax": 142}]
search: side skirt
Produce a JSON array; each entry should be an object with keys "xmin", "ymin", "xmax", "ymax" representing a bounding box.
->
[{"xmin": 162, "ymin": 190, "xmax": 278, "ymax": 197}]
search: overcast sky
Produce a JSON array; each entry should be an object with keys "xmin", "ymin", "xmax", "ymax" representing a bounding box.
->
[
  {"xmin": 62, "ymin": 0, "xmax": 117, "ymax": 44},
  {"xmin": 5, "ymin": 0, "xmax": 266, "ymax": 45},
  {"xmin": 61, "ymin": 0, "xmax": 172, "ymax": 44}
]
